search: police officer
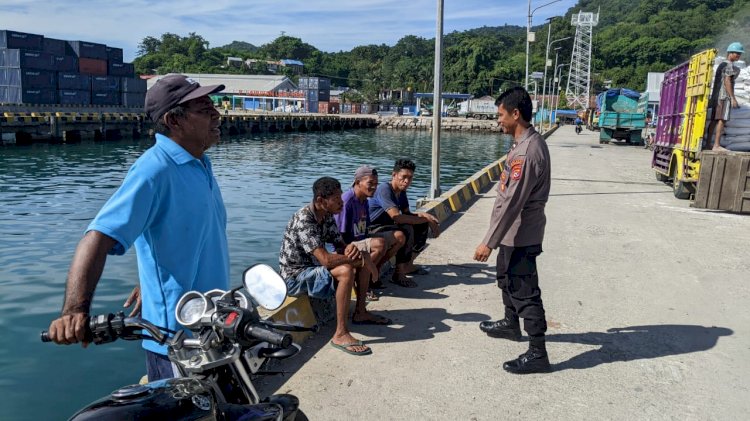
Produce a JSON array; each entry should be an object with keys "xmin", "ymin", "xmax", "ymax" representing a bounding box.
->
[{"xmin": 473, "ymin": 87, "xmax": 552, "ymax": 374}]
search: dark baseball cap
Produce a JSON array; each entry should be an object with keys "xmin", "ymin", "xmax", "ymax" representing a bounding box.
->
[
  {"xmin": 145, "ymin": 74, "xmax": 225, "ymax": 122},
  {"xmin": 352, "ymin": 165, "xmax": 378, "ymax": 186}
]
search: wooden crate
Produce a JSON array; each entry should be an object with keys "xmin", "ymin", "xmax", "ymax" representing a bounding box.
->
[{"xmin": 693, "ymin": 151, "xmax": 750, "ymax": 213}]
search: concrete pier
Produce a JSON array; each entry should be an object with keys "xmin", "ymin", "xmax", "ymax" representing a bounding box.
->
[
  {"xmin": 0, "ymin": 109, "xmax": 378, "ymax": 144},
  {"xmin": 258, "ymin": 125, "xmax": 750, "ymax": 420}
]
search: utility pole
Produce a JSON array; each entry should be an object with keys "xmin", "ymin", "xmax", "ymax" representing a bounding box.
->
[
  {"xmin": 540, "ymin": 16, "xmax": 555, "ymax": 132},
  {"xmin": 430, "ymin": 0, "xmax": 444, "ymax": 199},
  {"xmin": 526, "ymin": 0, "xmax": 562, "ymax": 93}
]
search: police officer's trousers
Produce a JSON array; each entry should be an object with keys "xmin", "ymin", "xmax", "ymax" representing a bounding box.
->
[{"xmin": 496, "ymin": 244, "xmax": 547, "ymax": 337}]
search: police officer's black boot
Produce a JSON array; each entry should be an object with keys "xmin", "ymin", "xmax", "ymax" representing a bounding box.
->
[
  {"xmin": 503, "ymin": 336, "xmax": 551, "ymax": 374},
  {"xmin": 479, "ymin": 309, "xmax": 521, "ymax": 341}
]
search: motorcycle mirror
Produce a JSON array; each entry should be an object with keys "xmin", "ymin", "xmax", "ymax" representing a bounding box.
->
[{"xmin": 242, "ymin": 264, "xmax": 288, "ymax": 311}]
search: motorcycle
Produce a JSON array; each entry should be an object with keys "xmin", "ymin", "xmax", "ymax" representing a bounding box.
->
[
  {"xmin": 575, "ymin": 123, "xmax": 583, "ymax": 135},
  {"xmin": 42, "ymin": 264, "xmax": 316, "ymax": 421}
]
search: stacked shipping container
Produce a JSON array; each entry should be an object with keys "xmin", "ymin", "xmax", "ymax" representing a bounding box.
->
[
  {"xmin": 0, "ymin": 29, "xmax": 146, "ymax": 106},
  {"xmin": 298, "ymin": 77, "xmax": 330, "ymax": 113}
]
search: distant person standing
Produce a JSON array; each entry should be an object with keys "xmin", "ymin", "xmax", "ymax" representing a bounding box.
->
[
  {"xmin": 473, "ymin": 87, "xmax": 552, "ymax": 374},
  {"xmin": 707, "ymin": 42, "xmax": 744, "ymax": 151}
]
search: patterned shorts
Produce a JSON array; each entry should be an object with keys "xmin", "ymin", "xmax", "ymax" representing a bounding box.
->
[{"xmin": 285, "ymin": 266, "xmax": 335, "ymax": 299}]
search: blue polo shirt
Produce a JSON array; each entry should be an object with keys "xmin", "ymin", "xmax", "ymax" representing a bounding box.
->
[{"xmin": 87, "ymin": 134, "xmax": 230, "ymax": 355}]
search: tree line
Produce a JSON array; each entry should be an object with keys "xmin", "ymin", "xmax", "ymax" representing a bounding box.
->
[{"xmin": 133, "ymin": 0, "xmax": 749, "ymax": 106}]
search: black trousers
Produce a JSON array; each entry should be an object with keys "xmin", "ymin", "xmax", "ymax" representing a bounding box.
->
[
  {"xmin": 370, "ymin": 222, "xmax": 429, "ymax": 264},
  {"xmin": 496, "ymin": 244, "xmax": 547, "ymax": 337}
]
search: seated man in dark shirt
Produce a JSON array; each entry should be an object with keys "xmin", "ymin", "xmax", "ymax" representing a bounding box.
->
[
  {"xmin": 368, "ymin": 158, "xmax": 440, "ymax": 288},
  {"xmin": 279, "ymin": 177, "xmax": 390, "ymax": 356}
]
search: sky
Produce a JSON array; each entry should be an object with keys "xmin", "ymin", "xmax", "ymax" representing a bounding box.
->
[{"xmin": 0, "ymin": 0, "xmax": 580, "ymax": 62}]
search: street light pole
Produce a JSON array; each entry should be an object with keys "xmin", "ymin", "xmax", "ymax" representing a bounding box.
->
[
  {"xmin": 525, "ymin": 0, "xmax": 562, "ymax": 93},
  {"xmin": 553, "ymin": 63, "xmax": 569, "ymax": 124},
  {"xmin": 430, "ymin": 0, "xmax": 444, "ymax": 199},
  {"xmin": 549, "ymin": 47, "xmax": 561, "ymax": 128},
  {"xmin": 540, "ymin": 16, "xmax": 555, "ymax": 132}
]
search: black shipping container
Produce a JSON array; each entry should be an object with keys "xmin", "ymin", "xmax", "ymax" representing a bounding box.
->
[
  {"xmin": 91, "ymin": 75, "xmax": 120, "ymax": 91},
  {"xmin": 58, "ymin": 72, "xmax": 90, "ymax": 90},
  {"xmin": 53, "ymin": 55, "xmax": 78, "ymax": 72},
  {"xmin": 58, "ymin": 89, "xmax": 91, "ymax": 105},
  {"xmin": 43, "ymin": 37, "xmax": 67, "ymax": 56},
  {"xmin": 0, "ymin": 30, "xmax": 44, "ymax": 51},
  {"xmin": 106, "ymin": 46, "xmax": 123, "ymax": 62},
  {"xmin": 0, "ymin": 85, "xmax": 56, "ymax": 104},
  {"xmin": 66, "ymin": 41, "xmax": 107, "ymax": 60},
  {"xmin": 108, "ymin": 61, "xmax": 134, "ymax": 77},
  {"xmin": 0, "ymin": 49, "xmax": 56, "ymax": 71},
  {"xmin": 318, "ymin": 89, "xmax": 330, "ymax": 102},
  {"xmin": 0, "ymin": 68, "xmax": 56, "ymax": 88},
  {"xmin": 91, "ymin": 90, "xmax": 120, "ymax": 105},
  {"xmin": 121, "ymin": 76, "xmax": 146, "ymax": 93},
  {"xmin": 122, "ymin": 92, "xmax": 145, "ymax": 107}
]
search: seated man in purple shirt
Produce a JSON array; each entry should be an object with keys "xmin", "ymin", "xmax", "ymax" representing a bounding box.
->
[{"xmin": 335, "ymin": 166, "xmax": 406, "ymax": 297}]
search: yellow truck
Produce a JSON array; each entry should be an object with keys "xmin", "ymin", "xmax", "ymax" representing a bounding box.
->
[{"xmin": 652, "ymin": 49, "xmax": 716, "ymax": 199}]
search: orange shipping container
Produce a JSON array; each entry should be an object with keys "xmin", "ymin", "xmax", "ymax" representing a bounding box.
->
[
  {"xmin": 79, "ymin": 57, "xmax": 107, "ymax": 76},
  {"xmin": 318, "ymin": 101, "xmax": 329, "ymax": 114}
]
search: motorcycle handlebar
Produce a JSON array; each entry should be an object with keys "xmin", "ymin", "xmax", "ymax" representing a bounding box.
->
[
  {"xmin": 40, "ymin": 313, "xmax": 167, "ymax": 345},
  {"xmin": 244, "ymin": 325, "xmax": 293, "ymax": 348}
]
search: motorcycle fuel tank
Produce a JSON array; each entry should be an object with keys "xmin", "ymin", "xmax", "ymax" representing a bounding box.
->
[{"xmin": 69, "ymin": 378, "xmax": 217, "ymax": 421}]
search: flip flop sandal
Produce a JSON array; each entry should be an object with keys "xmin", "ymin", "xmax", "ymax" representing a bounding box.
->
[
  {"xmin": 329, "ymin": 340, "xmax": 372, "ymax": 356},
  {"xmin": 365, "ymin": 290, "xmax": 380, "ymax": 302},
  {"xmin": 408, "ymin": 266, "xmax": 431, "ymax": 276},
  {"xmin": 390, "ymin": 276, "xmax": 418, "ymax": 288}
]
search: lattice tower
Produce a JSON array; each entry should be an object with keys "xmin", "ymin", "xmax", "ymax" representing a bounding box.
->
[{"xmin": 565, "ymin": 11, "xmax": 598, "ymax": 110}]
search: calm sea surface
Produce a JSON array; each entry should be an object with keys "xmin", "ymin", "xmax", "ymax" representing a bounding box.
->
[{"xmin": 0, "ymin": 128, "xmax": 510, "ymax": 419}]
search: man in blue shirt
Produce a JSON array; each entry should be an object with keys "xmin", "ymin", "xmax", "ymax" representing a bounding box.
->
[
  {"xmin": 46, "ymin": 74, "xmax": 228, "ymax": 381},
  {"xmin": 369, "ymin": 158, "xmax": 440, "ymax": 287}
]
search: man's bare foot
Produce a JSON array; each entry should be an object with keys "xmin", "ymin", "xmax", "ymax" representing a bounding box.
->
[
  {"xmin": 331, "ymin": 333, "xmax": 370, "ymax": 354},
  {"xmin": 713, "ymin": 145, "xmax": 729, "ymax": 152}
]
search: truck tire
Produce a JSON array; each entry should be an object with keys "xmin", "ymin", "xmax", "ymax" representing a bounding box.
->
[{"xmin": 673, "ymin": 177, "xmax": 691, "ymax": 200}]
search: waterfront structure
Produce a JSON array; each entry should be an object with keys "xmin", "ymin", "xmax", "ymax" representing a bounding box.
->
[
  {"xmin": 565, "ymin": 11, "xmax": 598, "ymax": 110},
  {"xmin": 146, "ymin": 74, "xmax": 302, "ymax": 112}
]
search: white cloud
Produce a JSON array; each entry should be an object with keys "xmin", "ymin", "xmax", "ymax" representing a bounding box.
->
[{"xmin": 0, "ymin": 0, "xmax": 578, "ymax": 60}]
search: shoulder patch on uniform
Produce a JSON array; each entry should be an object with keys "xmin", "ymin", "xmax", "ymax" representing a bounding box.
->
[{"xmin": 510, "ymin": 158, "xmax": 524, "ymax": 181}]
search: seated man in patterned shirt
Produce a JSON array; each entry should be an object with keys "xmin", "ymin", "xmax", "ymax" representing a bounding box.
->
[{"xmin": 279, "ymin": 177, "xmax": 390, "ymax": 356}]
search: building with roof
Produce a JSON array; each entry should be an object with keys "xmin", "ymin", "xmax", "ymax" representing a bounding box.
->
[{"xmin": 146, "ymin": 74, "xmax": 304, "ymax": 112}]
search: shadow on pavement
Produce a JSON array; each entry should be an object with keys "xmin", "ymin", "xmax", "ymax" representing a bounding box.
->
[
  {"xmin": 255, "ymin": 306, "xmax": 490, "ymax": 396},
  {"xmin": 547, "ymin": 324, "xmax": 733, "ymax": 371},
  {"xmin": 376, "ymin": 263, "xmax": 495, "ymax": 300}
]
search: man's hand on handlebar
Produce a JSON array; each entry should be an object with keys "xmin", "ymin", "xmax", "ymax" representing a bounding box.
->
[
  {"xmin": 123, "ymin": 285, "xmax": 141, "ymax": 317},
  {"xmin": 47, "ymin": 312, "xmax": 90, "ymax": 347}
]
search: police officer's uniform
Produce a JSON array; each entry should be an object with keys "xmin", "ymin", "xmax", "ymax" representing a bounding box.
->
[{"xmin": 480, "ymin": 125, "xmax": 551, "ymax": 373}]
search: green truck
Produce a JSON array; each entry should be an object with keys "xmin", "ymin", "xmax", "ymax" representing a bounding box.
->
[{"xmin": 597, "ymin": 88, "xmax": 649, "ymax": 145}]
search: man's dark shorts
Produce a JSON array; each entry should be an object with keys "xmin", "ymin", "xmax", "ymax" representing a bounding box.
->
[{"xmin": 146, "ymin": 350, "xmax": 178, "ymax": 381}]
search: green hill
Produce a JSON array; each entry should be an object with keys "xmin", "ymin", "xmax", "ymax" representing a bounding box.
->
[{"xmin": 133, "ymin": 0, "xmax": 750, "ymax": 105}]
